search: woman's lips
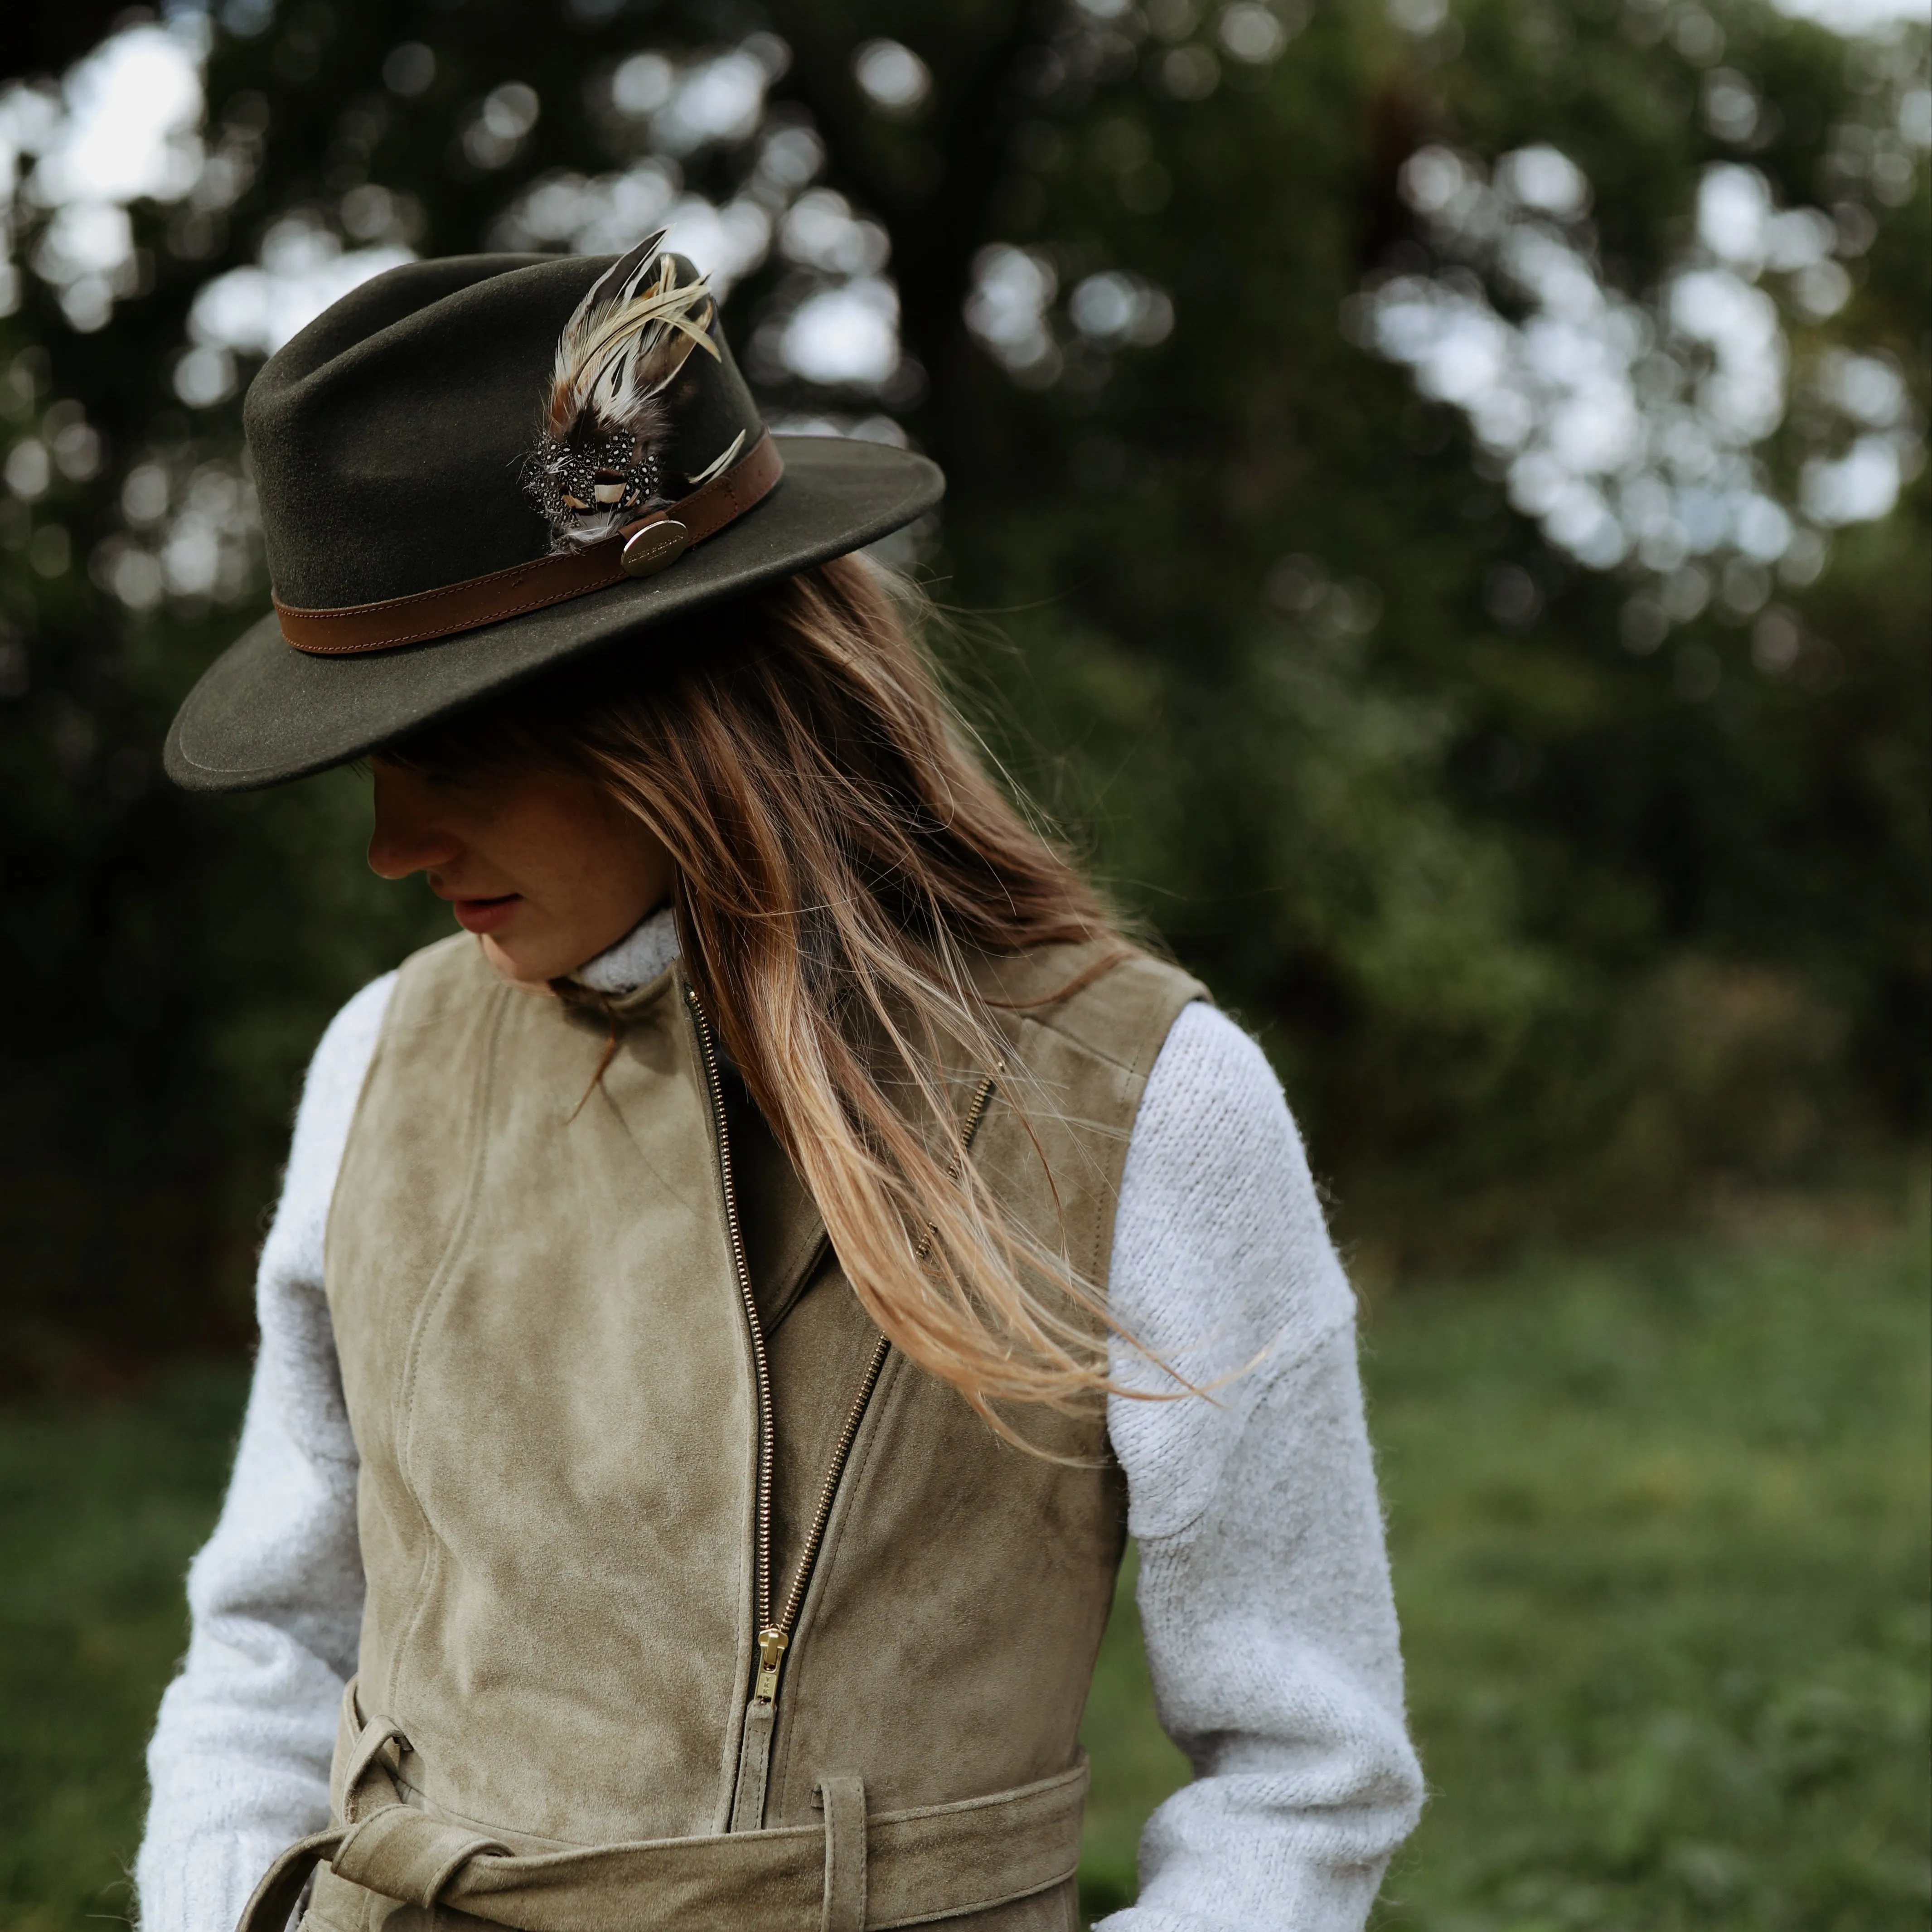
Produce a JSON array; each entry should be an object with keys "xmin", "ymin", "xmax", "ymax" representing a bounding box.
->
[{"xmin": 451, "ymin": 894, "xmax": 523, "ymax": 935}]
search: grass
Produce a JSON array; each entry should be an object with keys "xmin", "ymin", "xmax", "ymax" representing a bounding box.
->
[
  {"xmin": 0, "ymin": 1371, "xmax": 247, "ymax": 1928},
  {"xmin": 0, "ymin": 1203, "xmax": 1925, "ymax": 1929},
  {"xmin": 1362, "ymin": 1203, "xmax": 1931, "ymax": 1932}
]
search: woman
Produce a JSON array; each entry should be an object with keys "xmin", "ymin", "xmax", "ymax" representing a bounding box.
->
[{"xmin": 138, "ymin": 237, "xmax": 1422, "ymax": 1931}]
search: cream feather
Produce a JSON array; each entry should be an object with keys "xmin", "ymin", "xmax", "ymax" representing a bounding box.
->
[
  {"xmin": 546, "ymin": 235, "xmax": 720, "ymax": 437},
  {"xmin": 529, "ymin": 234, "xmax": 724, "ymax": 550}
]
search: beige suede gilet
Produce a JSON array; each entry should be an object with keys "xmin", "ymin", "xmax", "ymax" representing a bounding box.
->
[{"xmin": 303, "ymin": 933, "xmax": 1200, "ymax": 1932}]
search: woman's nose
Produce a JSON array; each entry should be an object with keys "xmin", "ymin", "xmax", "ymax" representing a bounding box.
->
[{"xmin": 367, "ymin": 764, "xmax": 465, "ymax": 880}]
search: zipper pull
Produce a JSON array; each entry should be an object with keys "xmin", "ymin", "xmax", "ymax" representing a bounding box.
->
[{"xmin": 753, "ymin": 1626, "xmax": 789, "ymax": 1704}]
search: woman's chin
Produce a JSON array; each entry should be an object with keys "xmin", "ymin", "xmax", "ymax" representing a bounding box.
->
[{"xmin": 477, "ymin": 932, "xmax": 567, "ymax": 993}]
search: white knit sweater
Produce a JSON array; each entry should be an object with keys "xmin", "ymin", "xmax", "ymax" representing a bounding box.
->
[{"xmin": 136, "ymin": 912, "xmax": 1423, "ymax": 1928}]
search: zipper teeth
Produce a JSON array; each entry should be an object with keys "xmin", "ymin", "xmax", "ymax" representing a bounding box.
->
[
  {"xmin": 960, "ymin": 1070, "xmax": 1002, "ymax": 1146},
  {"xmin": 687, "ymin": 987, "xmax": 777, "ymax": 1634},
  {"xmin": 773, "ymin": 1332, "xmax": 889, "ymax": 1638},
  {"xmin": 688, "ymin": 989, "xmax": 1001, "ymax": 1684},
  {"xmin": 914, "ymin": 1070, "xmax": 1000, "ymax": 1265},
  {"xmin": 774, "ymin": 1069, "xmax": 999, "ymax": 1641}
]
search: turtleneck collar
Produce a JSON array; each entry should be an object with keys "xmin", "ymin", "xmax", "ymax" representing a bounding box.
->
[{"xmin": 571, "ymin": 904, "xmax": 681, "ymax": 995}]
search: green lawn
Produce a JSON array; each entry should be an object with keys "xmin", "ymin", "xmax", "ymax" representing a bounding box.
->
[
  {"xmin": 0, "ymin": 1371, "xmax": 246, "ymax": 1927},
  {"xmin": 2, "ymin": 1204, "xmax": 1926, "ymax": 1929}
]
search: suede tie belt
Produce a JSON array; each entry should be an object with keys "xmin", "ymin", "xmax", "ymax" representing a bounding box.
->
[{"xmin": 236, "ymin": 1692, "xmax": 1089, "ymax": 1932}]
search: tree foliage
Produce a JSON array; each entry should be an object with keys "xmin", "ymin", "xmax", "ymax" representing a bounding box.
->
[{"xmin": 0, "ymin": 0, "xmax": 1924, "ymax": 1379}]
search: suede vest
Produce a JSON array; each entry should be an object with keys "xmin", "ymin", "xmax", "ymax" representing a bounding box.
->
[{"xmin": 296, "ymin": 933, "xmax": 1200, "ymax": 1932}]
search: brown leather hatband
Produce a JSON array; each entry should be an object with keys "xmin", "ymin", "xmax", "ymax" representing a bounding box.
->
[{"xmin": 273, "ymin": 430, "xmax": 784, "ymax": 656}]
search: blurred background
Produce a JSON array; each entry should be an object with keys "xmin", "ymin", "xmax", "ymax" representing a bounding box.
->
[{"xmin": 0, "ymin": 0, "xmax": 1924, "ymax": 1923}]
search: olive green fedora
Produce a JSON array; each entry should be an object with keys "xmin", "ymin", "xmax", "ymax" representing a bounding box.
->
[{"xmin": 163, "ymin": 237, "xmax": 944, "ymax": 793}]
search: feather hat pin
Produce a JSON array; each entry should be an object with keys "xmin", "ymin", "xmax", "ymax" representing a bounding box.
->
[{"xmin": 528, "ymin": 232, "xmax": 722, "ymax": 552}]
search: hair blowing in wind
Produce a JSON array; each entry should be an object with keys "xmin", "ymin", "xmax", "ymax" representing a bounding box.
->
[{"xmin": 402, "ymin": 556, "xmax": 1170, "ymax": 1431}]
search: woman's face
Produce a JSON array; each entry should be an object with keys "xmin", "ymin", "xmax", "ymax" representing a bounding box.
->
[{"xmin": 367, "ymin": 754, "xmax": 675, "ymax": 992}]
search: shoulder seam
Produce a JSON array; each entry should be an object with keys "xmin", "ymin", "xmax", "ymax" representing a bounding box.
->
[{"xmin": 1012, "ymin": 953, "xmax": 1207, "ymax": 1077}]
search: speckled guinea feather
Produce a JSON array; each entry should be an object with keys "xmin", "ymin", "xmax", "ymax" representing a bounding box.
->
[{"xmin": 529, "ymin": 233, "xmax": 722, "ymax": 551}]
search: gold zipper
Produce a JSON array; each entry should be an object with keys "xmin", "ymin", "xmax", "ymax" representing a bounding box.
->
[
  {"xmin": 760, "ymin": 1068, "xmax": 1000, "ymax": 1695},
  {"xmin": 688, "ymin": 983, "xmax": 997, "ymax": 1714},
  {"xmin": 687, "ymin": 985, "xmax": 780, "ymax": 1680}
]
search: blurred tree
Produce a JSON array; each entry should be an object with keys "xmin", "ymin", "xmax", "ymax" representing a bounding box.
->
[
  {"xmin": 0, "ymin": 7, "xmax": 129, "ymax": 88},
  {"xmin": 0, "ymin": 0, "xmax": 1924, "ymax": 1379}
]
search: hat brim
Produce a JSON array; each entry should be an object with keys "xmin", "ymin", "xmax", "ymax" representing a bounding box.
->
[{"xmin": 164, "ymin": 435, "xmax": 943, "ymax": 794}]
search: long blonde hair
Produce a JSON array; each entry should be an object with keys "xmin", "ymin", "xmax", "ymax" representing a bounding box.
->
[{"xmin": 398, "ymin": 556, "xmax": 1145, "ymax": 1422}]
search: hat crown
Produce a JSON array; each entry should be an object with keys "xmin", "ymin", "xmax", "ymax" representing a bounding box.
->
[{"xmin": 243, "ymin": 250, "xmax": 764, "ymax": 611}]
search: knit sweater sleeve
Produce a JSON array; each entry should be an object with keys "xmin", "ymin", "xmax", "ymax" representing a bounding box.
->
[
  {"xmin": 134, "ymin": 972, "xmax": 395, "ymax": 1932},
  {"xmin": 1103, "ymin": 1002, "xmax": 1424, "ymax": 1931}
]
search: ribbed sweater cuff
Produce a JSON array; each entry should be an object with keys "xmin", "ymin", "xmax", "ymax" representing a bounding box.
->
[{"xmin": 135, "ymin": 1831, "xmax": 291, "ymax": 1932}]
